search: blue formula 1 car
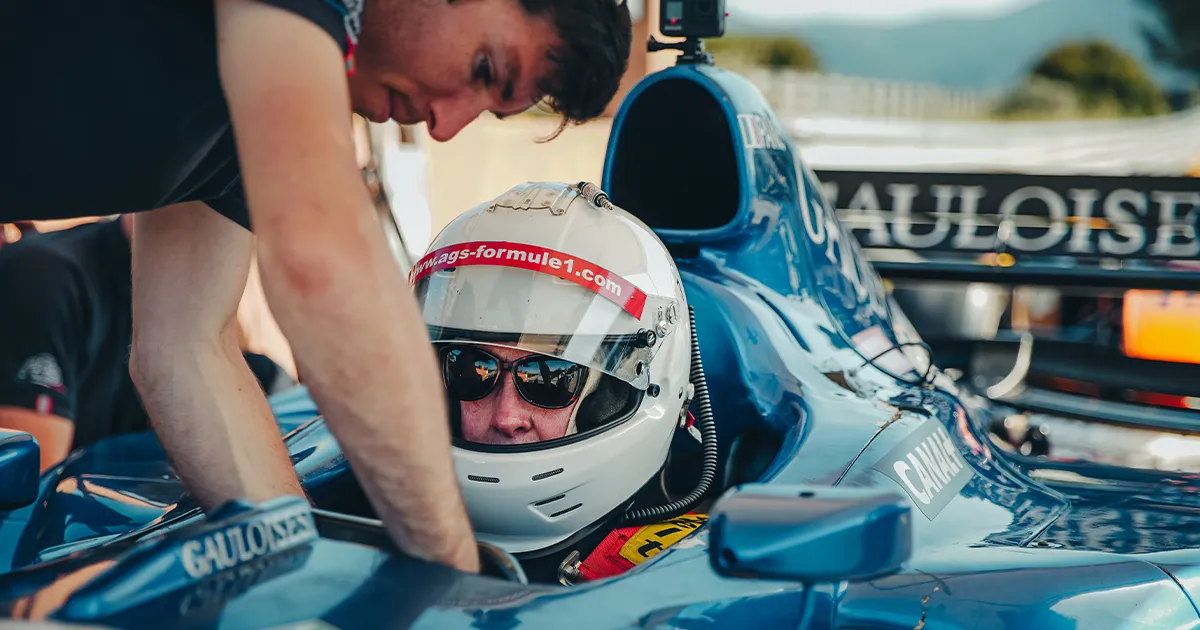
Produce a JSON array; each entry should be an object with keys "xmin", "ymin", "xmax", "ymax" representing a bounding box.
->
[{"xmin": 4, "ymin": 13, "xmax": 1200, "ymax": 630}]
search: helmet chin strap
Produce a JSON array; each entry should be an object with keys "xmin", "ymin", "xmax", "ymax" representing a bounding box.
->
[{"xmin": 564, "ymin": 369, "xmax": 603, "ymax": 436}]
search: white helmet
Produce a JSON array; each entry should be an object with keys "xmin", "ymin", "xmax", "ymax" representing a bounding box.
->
[{"xmin": 410, "ymin": 181, "xmax": 692, "ymax": 555}]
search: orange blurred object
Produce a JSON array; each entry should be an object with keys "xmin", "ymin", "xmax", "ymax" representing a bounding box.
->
[{"xmin": 1123, "ymin": 290, "xmax": 1200, "ymax": 365}]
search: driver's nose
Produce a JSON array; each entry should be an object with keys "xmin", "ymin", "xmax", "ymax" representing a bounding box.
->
[
  {"xmin": 426, "ymin": 95, "xmax": 488, "ymax": 142},
  {"xmin": 490, "ymin": 379, "xmax": 534, "ymax": 438}
]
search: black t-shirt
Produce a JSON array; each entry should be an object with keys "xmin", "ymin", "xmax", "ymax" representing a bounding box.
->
[
  {"xmin": 0, "ymin": 0, "xmax": 362, "ymax": 231},
  {"xmin": 0, "ymin": 221, "xmax": 145, "ymax": 449},
  {"xmin": 0, "ymin": 220, "xmax": 296, "ymax": 449}
]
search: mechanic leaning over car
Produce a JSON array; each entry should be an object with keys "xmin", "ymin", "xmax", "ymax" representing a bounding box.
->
[
  {"xmin": 0, "ymin": 216, "xmax": 295, "ymax": 472},
  {"xmin": 411, "ymin": 181, "xmax": 709, "ymax": 584},
  {"xmin": 0, "ymin": 0, "xmax": 632, "ymax": 572}
]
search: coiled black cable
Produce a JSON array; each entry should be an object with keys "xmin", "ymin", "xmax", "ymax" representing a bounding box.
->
[{"xmin": 623, "ymin": 305, "xmax": 719, "ymax": 525}]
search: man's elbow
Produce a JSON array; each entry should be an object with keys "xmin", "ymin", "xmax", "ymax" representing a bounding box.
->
[
  {"xmin": 259, "ymin": 241, "xmax": 336, "ymax": 302},
  {"xmin": 129, "ymin": 318, "xmax": 223, "ymax": 395},
  {"xmin": 129, "ymin": 327, "xmax": 190, "ymax": 396},
  {"xmin": 256, "ymin": 230, "xmax": 371, "ymax": 306}
]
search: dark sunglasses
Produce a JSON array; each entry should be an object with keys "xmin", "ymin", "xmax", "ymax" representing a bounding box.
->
[{"xmin": 440, "ymin": 345, "xmax": 589, "ymax": 410}]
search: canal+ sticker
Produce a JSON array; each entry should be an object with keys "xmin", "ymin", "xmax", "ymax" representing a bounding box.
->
[{"xmin": 871, "ymin": 418, "xmax": 973, "ymax": 520}]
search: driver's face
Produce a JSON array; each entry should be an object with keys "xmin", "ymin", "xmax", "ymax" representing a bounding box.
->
[{"xmin": 459, "ymin": 346, "xmax": 579, "ymax": 446}]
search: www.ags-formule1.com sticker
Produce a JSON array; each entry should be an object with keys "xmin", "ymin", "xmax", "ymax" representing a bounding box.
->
[{"xmin": 409, "ymin": 240, "xmax": 649, "ymax": 319}]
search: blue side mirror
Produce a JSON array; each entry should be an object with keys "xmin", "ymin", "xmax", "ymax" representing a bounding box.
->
[
  {"xmin": 0, "ymin": 430, "xmax": 40, "ymax": 510},
  {"xmin": 708, "ymin": 484, "xmax": 911, "ymax": 583}
]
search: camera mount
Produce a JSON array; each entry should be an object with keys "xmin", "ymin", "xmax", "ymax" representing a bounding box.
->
[
  {"xmin": 647, "ymin": 0, "xmax": 726, "ymax": 66},
  {"xmin": 647, "ymin": 36, "xmax": 713, "ymax": 66}
]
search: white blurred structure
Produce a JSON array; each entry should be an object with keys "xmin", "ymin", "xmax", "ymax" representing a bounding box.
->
[
  {"xmin": 735, "ymin": 68, "xmax": 1200, "ymax": 176},
  {"xmin": 1027, "ymin": 413, "xmax": 1200, "ymax": 473},
  {"xmin": 744, "ymin": 68, "xmax": 1003, "ymax": 122},
  {"xmin": 788, "ymin": 107, "xmax": 1200, "ymax": 176},
  {"xmin": 368, "ymin": 121, "xmax": 434, "ymax": 262}
]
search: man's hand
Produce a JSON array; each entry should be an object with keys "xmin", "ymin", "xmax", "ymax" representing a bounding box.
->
[{"xmin": 213, "ymin": 0, "xmax": 479, "ymax": 572}]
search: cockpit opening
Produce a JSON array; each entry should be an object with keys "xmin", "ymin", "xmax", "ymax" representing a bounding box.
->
[{"xmin": 607, "ymin": 77, "xmax": 741, "ymax": 232}]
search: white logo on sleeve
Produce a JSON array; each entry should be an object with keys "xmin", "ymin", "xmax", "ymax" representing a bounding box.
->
[
  {"xmin": 337, "ymin": 0, "xmax": 364, "ymax": 43},
  {"xmin": 16, "ymin": 353, "xmax": 65, "ymax": 393}
]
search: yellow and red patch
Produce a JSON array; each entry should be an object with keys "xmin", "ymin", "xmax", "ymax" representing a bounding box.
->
[{"xmin": 576, "ymin": 513, "xmax": 708, "ymax": 582}]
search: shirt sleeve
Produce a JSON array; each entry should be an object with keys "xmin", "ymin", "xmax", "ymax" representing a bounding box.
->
[
  {"xmin": 0, "ymin": 246, "xmax": 85, "ymax": 421},
  {"xmin": 206, "ymin": 180, "xmax": 251, "ymax": 232}
]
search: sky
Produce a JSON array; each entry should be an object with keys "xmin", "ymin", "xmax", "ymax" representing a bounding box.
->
[{"xmin": 725, "ymin": 0, "xmax": 1047, "ymax": 23}]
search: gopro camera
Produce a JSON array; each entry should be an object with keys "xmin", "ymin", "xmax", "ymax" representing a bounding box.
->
[{"xmin": 660, "ymin": 0, "xmax": 726, "ymax": 39}]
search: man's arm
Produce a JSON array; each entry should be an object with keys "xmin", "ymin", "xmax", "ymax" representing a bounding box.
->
[
  {"xmin": 213, "ymin": 0, "xmax": 478, "ymax": 571},
  {"xmin": 130, "ymin": 202, "xmax": 305, "ymax": 507}
]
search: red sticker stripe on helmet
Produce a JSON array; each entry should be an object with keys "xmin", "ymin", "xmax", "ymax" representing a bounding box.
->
[{"xmin": 409, "ymin": 241, "xmax": 648, "ymax": 319}]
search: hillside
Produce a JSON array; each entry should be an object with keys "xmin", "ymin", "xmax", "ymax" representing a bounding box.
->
[{"xmin": 725, "ymin": 0, "xmax": 1194, "ymax": 91}]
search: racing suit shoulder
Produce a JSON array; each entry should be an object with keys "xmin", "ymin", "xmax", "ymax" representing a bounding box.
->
[{"xmin": 574, "ymin": 513, "xmax": 709, "ymax": 582}]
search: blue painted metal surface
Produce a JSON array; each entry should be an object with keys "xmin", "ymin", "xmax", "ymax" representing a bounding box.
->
[
  {"xmin": 0, "ymin": 431, "xmax": 38, "ymax": 511},
  {"xmin": 709, "ymin": 485, "xmax": 912, "ymax": 584},
  {"xmin": 56, "ymin": 495, "xmax": 317, "ymax": 622},
  {"xmin": 0, "ymin": 61, "xmax": 1196, "ymax": 629}
]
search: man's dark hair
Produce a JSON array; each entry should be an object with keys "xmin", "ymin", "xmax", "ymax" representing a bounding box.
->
[{"xmin": 519, "ymin": 0, "xmax": 633, "ymax": 140}]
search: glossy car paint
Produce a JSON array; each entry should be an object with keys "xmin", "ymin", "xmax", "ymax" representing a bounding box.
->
[
  {"xmin": 0, "ymin": 430, "xmax": 38, "ymax": 511},
  {"xmin": 0, "ymin": 63, "xmax": 1197, "ymax": 629},
  {"xmin": 708, "ymin": 485, "xmax": 914, "ymax": 583}
]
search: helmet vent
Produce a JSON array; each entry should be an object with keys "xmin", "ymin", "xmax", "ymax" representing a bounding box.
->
[
  {"xmin": 533, "ymin": 494, "xmax": 566, "ymax": 507},
  {"xmin": 550, "ymin": 503, "xmax": 583, "ymax": 518},
  {"xmin": 467, "ymin": 475, "xmax": 500, "ymax": 484},
  {"xmin": 532, "ymin": 468, "xmax": 564, "ymax": 481}
]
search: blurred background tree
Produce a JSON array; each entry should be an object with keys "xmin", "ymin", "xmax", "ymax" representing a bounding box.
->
[
  {"xmin": 704, "ymin": 37, "xmax": 821, "ymax": 72},
  {"xmin": 758, "ymin": 38, "xmax": 821, "ymax": 71},
  {"xmin": 993, "ymin": 76, "xmax": 1084, "ymax": 120},
  {"xmin": 995, "ymin": 39, "xmax": 1168, "ymax": 119},
  {"xmin": 1141, "ymin": 0, "xmax": 1200, "ymax": 78}
]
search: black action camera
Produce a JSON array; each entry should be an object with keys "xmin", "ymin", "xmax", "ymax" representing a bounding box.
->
[
  {"xmin": 659, "ymin": 0, "xmax": 726, "ymax": 39},
  {"xmin": 649, "ymin": 0, "xmax": 726, "ymax": 65}
]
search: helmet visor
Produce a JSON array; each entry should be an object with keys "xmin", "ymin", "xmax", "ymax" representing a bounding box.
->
[
  {"xmin": 413, "ymin": 240, "xmax": 678, "ymax": 390},
  {"xmin": 439, "ymin": 344, "xmax": 588, "ymax": 410}
]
